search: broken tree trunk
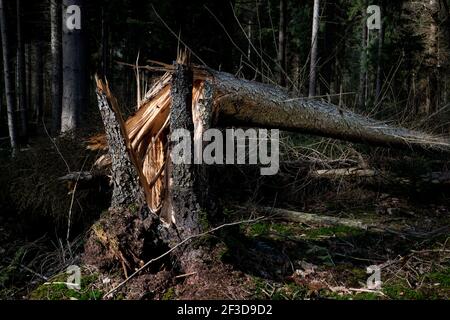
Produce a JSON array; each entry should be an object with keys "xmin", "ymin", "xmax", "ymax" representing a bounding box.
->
[
  {"xmin": 89, "ymin": 61, "xmax": 450, "ymax": 229},
  {"xmin": 84, "ymin": 78, "xmax": 166, "ymax": 277},
  {"xmin": 163, "ymin": 63, "xmax": 204, "ymax": 239},
  {"xmin": 89, "ymin": 57, "xmax": 450, "ymax": 275},
  {"xmin": 95, "ymin": 77, "xmax": 146, "ymax": 208},
  {"xmin": 209, "ymin": 69, "xmax": 450, "ymax": 153}
]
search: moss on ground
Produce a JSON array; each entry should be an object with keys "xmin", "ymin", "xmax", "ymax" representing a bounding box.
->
[
  {"xmin": 29, "ymin": 271, "xmax": 103, "ymax": 300},
  {"xmin": 162, "ymin": 287, "xmax": 176, "ymax": 300}
]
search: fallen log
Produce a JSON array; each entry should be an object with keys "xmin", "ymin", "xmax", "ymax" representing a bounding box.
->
[
  {"xmin": 250, "ymin": 206, "xmax": 372, "ymax": 230},
  {"xmin": 209, "ymin": 68, "xmax": 450, "ymax": 152}
]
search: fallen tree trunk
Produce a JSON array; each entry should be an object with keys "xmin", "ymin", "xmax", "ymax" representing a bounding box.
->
[
  {"xmin": 89, "ymin": 63, "xmax": 450, "ymax": 217},
  {"xmin": 209, "ymin": 69, "xmax": 450, "ymax": 153}
]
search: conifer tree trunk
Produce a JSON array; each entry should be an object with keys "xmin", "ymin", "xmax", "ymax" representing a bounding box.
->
[
  {"xmin": 358, "ymin": 1, "xmax": 368, "ymax": 109},
  {"xmin": 62, "ymin": 0, "xmax": 87, "ymax": 133},
  {"xmin": 0, "ymin": 0, "xmax": 18, "ymax": 153},
  {"xmin": 16, "ymin": 0, "xmax": 27, "ymax": 139},
  {"xmin": 51, "ymin": 0, "xmax": 63, "ymax": 134},
  {"xmin": 277, "ymin": 0, "xmax": 286, "ymax": 87},
  {"xmin": 309, "ymin": 0, "xmax": 320, "ymax": 97}
]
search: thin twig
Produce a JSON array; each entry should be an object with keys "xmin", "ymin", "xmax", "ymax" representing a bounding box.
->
[
  {"xmin": 151, "ymin": 5, "xmax": 208, "ymax": 67},
  {"xmin": 42, "ymin": 120, "xmax": 71, "ymax": 173}
]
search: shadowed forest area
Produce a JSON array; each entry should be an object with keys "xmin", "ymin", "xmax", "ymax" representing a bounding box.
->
[{"xmin": 0, "ymin": 0, "xmax": 449, "ymax": 301}]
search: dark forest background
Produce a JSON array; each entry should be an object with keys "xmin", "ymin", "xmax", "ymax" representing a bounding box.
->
[{"xmin": 1, "ymin": 0, "xmax": 449, "ymax": 145}]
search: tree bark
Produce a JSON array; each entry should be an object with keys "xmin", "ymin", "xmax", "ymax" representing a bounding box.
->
[
  {"xmin": 210, "ymin": 68, "xmax": 450, "ymax": 152},
  {"xmin": 96, "ymin": 78, "xmax": 145, "ymax": 208},
  {"xmin": 16, "ymin": 0, "xmax": 27, "ymax": 140},
  {"xmin": 62, "ymin": 0, "xmax": 88, "ymax": 133},
  {"xmin": 277, "ymin": 0, "xmax": 287, "ymax": 87},
  {"xmin": 165, "ymin": 63, "xmax": 204, "ymax": 240},
  {"xmin": 51, "ymin": 0, "xmax": 63, "ymax": 134},
  {"xmin": 309, "ymin": 0, "xmax": 320, "ymax": 97},
  {"xmin": 0, "ymin": 0, "xmax": 18, "ymax": 153}
]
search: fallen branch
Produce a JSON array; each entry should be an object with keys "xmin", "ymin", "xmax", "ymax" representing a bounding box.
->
[
  {"xmin": 312, "ymin": 167, "xmax": 376, "ymax": 178},
  {"xmin": 58, "ymin": 171, "xmax": 95, "ymax": 182}
]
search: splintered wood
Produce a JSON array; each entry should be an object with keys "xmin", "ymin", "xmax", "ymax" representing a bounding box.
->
[
  {"xmin": 92, "ymin": 61, "xmax": 450, "ymax": 215},
  {"xmin": 92, "ymin": 71, "xmax": 207, "ymax": 213}
]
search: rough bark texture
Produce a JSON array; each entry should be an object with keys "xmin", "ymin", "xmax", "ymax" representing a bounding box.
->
[
  {"xmin": 210, "ymin": 69, "xmax": 450, "ymax": 152},
  {"xmin": 0, "ymin": 0, "xmax": 18, "ymax": 152},
  {"xmin": 167, "ymin": 63, "xmax": 204, "ymax": 240},
  {"xmin": 308, "ymin": 0, "xmax": 320, "ymax": 98},
  {"xmin": 51, "ymin": 0, "xmax": 63, "ymax": 134},
  {"xmin": 96, "ymin": 85, "xmax": 144, "ymax": 208}
]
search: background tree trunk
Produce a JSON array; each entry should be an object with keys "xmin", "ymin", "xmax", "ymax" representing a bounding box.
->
[
  {"xmin": 62, "ymin": 0, "xmax": 87, "ymax": 133},
  {"xmin": 33, "ymin": 42, "xmax": 44, "ymax": 124},
  {"xmin": 51, "ymin": 0, "xmax": 63, "ymax": 134},
  {"xmin": 309, "ymin": 0, "xmax": 320, "ymax": 98},
  {"xmin": 101, "ymin": 5, "xmax": 109, "ymax": 79},
  {"xmin": 358, "ymin": 1, "xmax": 368, "ymax": 109},
  {"xmin": 277, "ymin": 0, "xmax": 286, "ymax": 87},
  {"xmin": 16, "ymin": 0, "xmax": 27, "ymax": 140},
  {"xmin": 375, "ymin": 0, "xmax": 384, "ymax": 102},
  {"xmin": 0, "ymin": 0, "xmax": 18, "ymax": 152}
]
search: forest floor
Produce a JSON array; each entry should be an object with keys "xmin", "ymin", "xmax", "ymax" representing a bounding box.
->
[{"xmin": 1, "ymin": 136, "xmax": 449, "ymax": 300}]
